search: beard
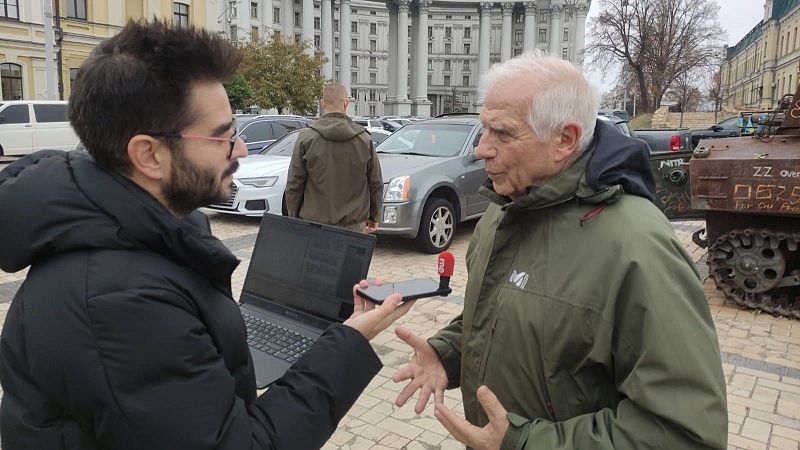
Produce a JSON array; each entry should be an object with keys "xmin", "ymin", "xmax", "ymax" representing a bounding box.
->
[{"xmin": 164, "ymin": 148, "xmax": 239, "ymax": 216}]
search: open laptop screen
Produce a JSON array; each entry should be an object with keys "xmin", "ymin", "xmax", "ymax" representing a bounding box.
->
[{"xmin": 241, "ymin": 215, "xmax": 376, "ymax": 321}]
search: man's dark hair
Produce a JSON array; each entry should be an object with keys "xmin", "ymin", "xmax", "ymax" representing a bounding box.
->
[{"xmin": 68, "ymin": 19, "xmax": 241, "ymax": 174}]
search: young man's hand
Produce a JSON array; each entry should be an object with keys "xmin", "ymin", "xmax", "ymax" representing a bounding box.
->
[
  {"xmin": 366, "ymin": 220, "xmax": 379, "ymax": 233},
  {"xmin": 344, "ymin": 280, "xmax": 413, "ymax": 340}
]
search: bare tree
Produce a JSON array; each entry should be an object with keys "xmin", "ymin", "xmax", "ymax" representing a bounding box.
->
[
  {"xmin": 587, "ymin": 0, "xmax": 723, "ymax": 113},
  {"xmin": 668, "ymin": 70, "xmax": 702, "ymax": 127}
]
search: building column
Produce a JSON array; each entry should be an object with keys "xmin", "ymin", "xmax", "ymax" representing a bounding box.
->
[
  {"xmin": 501, "ymin": 3, "xmax": 513, "ymax": 62},
  {"xmin": 574, "ymin": 3, "xmax": 588, "ymax": 67},
  {"xmin": 302, "ymin": 0, "xmax": 314, "ymax": 53},
  {"xmin": 549, "ymin": 4, "xmax": 562, "ymax": 58},
  {"xmin": 409, "ymin": 2, "xmax": 419, "ymax": 101},
  {"xmin": 413, "ymin": 0, "xmax": 432, "ymax": 116},
  {"xmin": 321, "ymin": 0, "xmax": 334, "ymax": 79},
  {"xmin": 340, "ymin": 0, "xmax": 352, "ymax": 92},
  {"xmin": 523, "ymin": 2, "xmax": 536, "ymax": 52},
  {"xmin": 283, "ymin": 0, "xmax": 294, "ymax": 38},
  {"xmin": 384, "ymin": 0, "xmax": 412, "ymax": 115},
  {"xmin": 475, "ymin": 2, "xmax": 492, "ymax": 109},
  {"xmin": 387, "ymin": 1, "xmax": 399, "ymax": 101}
]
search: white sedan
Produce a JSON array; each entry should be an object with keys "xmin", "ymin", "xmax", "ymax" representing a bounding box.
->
[{"xmin": 205, "ymin": 129, "xmax": 391, "ymax": 217}]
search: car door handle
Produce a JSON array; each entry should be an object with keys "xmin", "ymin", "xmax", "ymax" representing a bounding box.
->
[
  {"xmin": 24, "ymin": 124, "xmax": 32, "ymax": 127},
  {"xmin": 459, "ymin": 175, "xmax": 466, "ymax": 179}
]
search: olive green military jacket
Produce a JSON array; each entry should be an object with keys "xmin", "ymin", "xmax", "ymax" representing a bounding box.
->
[{"xmin": 428, "ymin": 151, "xmax": 727, "ymax": 450}]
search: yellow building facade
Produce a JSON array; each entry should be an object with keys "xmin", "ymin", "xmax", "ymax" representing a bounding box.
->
[
  {"xmin": 721, "ymin": 0, "xmax": 800, "ymax": 109},
  {"xmin": 0, "ymin": 0, "xmax": 210, "ymax": 101}
]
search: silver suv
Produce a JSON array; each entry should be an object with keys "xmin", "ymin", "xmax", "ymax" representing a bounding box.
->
[{"xmin": 376, "ymin": 114, "xmax": 486, "ymax": 253}]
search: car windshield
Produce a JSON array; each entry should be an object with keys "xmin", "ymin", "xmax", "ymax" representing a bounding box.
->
[
  {"xmin": 259, "ymin": 131, "xmax": 300, "ymax": 156},
  {"xmin": 376, "ymin": 123, "xmax": 473, "ymax": 157}
]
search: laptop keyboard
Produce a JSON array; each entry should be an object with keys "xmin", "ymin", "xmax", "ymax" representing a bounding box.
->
[{"xmin": 243, "ymin": 314, "xmax": 313, "ymax": 364}]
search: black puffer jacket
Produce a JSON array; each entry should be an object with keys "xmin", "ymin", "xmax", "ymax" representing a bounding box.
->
[{"xmin": 0, "ymin": 150, "xmax": 381, "ymax": 449}]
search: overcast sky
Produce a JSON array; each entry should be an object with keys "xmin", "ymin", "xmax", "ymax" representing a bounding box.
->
[{"xmin": 585, "ymin": 0, "xmax": 765, "ymax": 92}]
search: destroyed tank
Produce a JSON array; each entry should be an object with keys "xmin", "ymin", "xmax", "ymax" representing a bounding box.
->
[{"xmin": 690, "ymin": 81, "xmax": 800, "ymax": 319}]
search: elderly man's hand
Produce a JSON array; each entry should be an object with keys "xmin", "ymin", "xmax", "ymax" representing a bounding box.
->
[
  {"xmin": 435, "ymin": 386, "xmax": 509, "ymax": 450},
  {"xmin": 392, "ymin": 328, "xmax": 449, "ymax": 413},
  {"xmin": 344, "ymin": 280, "xmax": 414, "ymax": 340}
]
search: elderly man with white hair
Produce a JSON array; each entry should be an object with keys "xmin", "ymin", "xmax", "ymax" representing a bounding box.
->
[{"xmin": 392, "ymin": 52, "xmax": 728, "ymax": 450}]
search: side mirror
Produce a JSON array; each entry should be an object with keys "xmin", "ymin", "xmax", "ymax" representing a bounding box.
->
[
  {"xmin": 711, "ymin": 125, "xmax": 723, "ymax": 131},
  {"xmin": 0, "ymin": 115, "xmax": 6, "ymax": 124}
]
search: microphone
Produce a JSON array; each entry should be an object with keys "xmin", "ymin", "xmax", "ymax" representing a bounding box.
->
[{"xmin": 438, "ymin": 251, "xmax": 455, "ymax": 293}]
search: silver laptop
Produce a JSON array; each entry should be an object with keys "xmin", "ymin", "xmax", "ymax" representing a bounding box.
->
[{"xmin": 239, "ymin": 214, "xmax": 376, "ymax": 388}]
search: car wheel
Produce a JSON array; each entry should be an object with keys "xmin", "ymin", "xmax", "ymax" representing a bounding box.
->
[{"xmin": 415, "ymin": 198, "xmax": 456, "ymax": 253}]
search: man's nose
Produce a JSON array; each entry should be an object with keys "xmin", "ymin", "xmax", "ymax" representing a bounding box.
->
[
  {"xmin": 231, "ymin": 136, "xmax": 248, "ymax": 160},
  {"xmin": 474, "ymin": 134, "xmax": 494, "ymax": 160}
]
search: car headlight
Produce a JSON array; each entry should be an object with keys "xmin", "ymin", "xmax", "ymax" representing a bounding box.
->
[
  {"xmin": 384, "ymin": 176, "xmax": 410, "ymax": 202},
  {"xmin": 239, "ymin": 176, "xmax": 279, "ymax": 188}
]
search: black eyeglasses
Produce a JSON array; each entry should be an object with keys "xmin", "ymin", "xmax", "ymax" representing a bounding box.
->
[{"xmin": 148, "ymin": 128, "xmax": 245, "ymax": 160}]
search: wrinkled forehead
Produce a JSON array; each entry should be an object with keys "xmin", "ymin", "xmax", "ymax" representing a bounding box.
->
[{"xmin": 484, "ymin": 82, "xmax": 535, "ymax": 124}]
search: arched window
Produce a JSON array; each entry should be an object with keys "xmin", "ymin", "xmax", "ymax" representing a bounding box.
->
[{"xmin": 0, "ymin": 63, "xmax": 23, "ymax": 100}]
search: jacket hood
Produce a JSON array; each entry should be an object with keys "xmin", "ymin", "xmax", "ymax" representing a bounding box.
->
[
  {"xmin": 481, "ymin": 119, "xmax": 656, "ymax": 211},
  {"xmin": 309, "ymin": 113, "xmax": 368, "ymax": 142},
  {"xmin": 0, "ymin": 150, "xmax": 238, "ymax": 289}
]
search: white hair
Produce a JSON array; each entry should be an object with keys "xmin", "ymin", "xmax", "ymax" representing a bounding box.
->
[{"xmin": 479, "ymin": 51, "xmax": 600, "ymax": 153}]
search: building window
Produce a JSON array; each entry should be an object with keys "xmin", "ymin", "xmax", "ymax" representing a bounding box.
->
[
  {"xmin": 563, "ymin": 28, "xmax": 569, "ymax": 42},
  {"xmin": 335, "ymin": 37, "xmax": 339, "ymax": 49},
  {"xmin": 370, "ymin": 56, "xmax": 376, "ymax": 68},
  {"xmin": 463, "ymin": 75, "xmax": 469, "ymax": 86},
  {"xmin": 335, "ymin": 19, "xmax": 339, "ymax": 30},
  {"xmin": 250, "ymin": 2, "xmax": 258, "ymax": 18},
  {"xmin": 514, "ymin": 48, "xmax": 522, "ymax": 57},
  {"xmin": 295, "ymin": 33, "xmax": 302, "ymax": 42},
  {"xmin": 369, "ymin": 104, "xmax": 376, "ymax": 115},
  {"xmin": 428, "ymin": 74, "xmax": 432, "ymax": 85},
  {"xmin": 295, "ymin": 12, "xmax": 301, "ymax": 27},
  {"xmin": 463, "ymin": 60, "xmax": 469, "ymax": 70},
  {"xmin": 428, "ymin": 42, "xmax": 432, "ymax": 53},
  {"xmin": 516, "ymin": 14, "xmax": 523, "ymax": 23},
  {"xmin": 314, "ymin": 17, "xmax": 320, "ymax": 29},
  {"xmin": 314, "ymin": 35, "xmax": 320, "ymax": 47},
  {"xmin": 352, "ymin": 8, "xmax": 357, "ymax": 13},
  {"xmin": 67, "ymin": 0, "xmax": 87, "ymax": 19},
  {"xmin": 370, "ymin": 22, "xmax": 377, "ymax": 34},
  {"xmin": 538, "ymin": 28, "xmax": 547, "ymax": 43},
  {"xmin": 464, "ymin": 27, "xmax": 471, "ymax": 39},
  {"xmin": 351, "ymin": 72, "xmax": 358, "ymax": 84},
  {"xmin": 370, "ymin": 39, "xmax": 376, "ymax": 51},
  {"xmin": 428, "ymin": 26, "xmax": 433, "ymax": 39},
  {"xmin": 230, "ymin": 25, "xmax": 238, "ymax": 40},
  {"xmin": 428, "ymin": 60, "xmax": 432, "ymax": 70},
  {"xmin": 515, "ymin": 30, "xmax": 523, "ymax": 45},
  {"xmin": 444, "ymin": 75, "xmax": 450, "ymax": 86},
  {"xmin": 173, "ymin": 3, "xmax": 189, "ymax": 27},
  {"xmin": 351, "ymin": 55, "xmax": 357, "ymax": 66},
  {"xmin": 351, "ymin": 21, "xmax": 358, "ymax": 33},
  {"xmin": 444, "ymin": 60, "xmax": 451, "ymax": 71},
  {"xmin": 369, "ymin": 89, "xmax": 376, "ymax": 100},
  {"xmin": 229, "ymin": 1, "xmax": 237, "ymax": 17},
  {"xmin": 465, "ymin": 15, "xmax": 471, "ymax": 19},
  {"xmin": 370, "ymin": 10, "xmax": 376, "ymax": 15},
  {"xmin": 273, "ymin": 7, "xmax": 280, "ymax": 23},
  {"xmin": 562, "ymin": 48, "xmax": 568, "ymax": 59},
  {"xmin": 352, "ymin": 88, "xmax": 358, "ymax": 99},
  {"xmin": 351, "ymin": 38, "xmax": 357, "ymax": 49},
  {"xmin": 334, "ymin": 54, "xmax": 339, "ymax": 65},
  {"xmin": 464, "ymin": 43, "xmax": 470, "ymax": 53},
  {"xmin": 445, "ymin": 43, "xmax": 451, "ymax": 54},
  {"xmin": 539, "ymin": 12, "xmax": 548, "ymax": 22},
  {"xmin": 69, "ymin": 68, "xmax": 79, "ymax": 85},
  {"xmin": 445, "ymin": 27, "xmax": 452, "ymax": 39},
  {"xmin": 1, "ymin": 63, "xmax": 23, "ymax": 100},
  {"xmin": 445, "ymin": 14, "xmax": 452, "ymax": 19},
  {"xmin": 370, "ymin": 72, "xmax": 376, "ymax": 83},
  {"xmin": 251, "ymin": 26, "xmax": 259, "ymax": 37},
  {"xmin": 0, "ymin": 0, "xmax": 19, "ymax": 19}
]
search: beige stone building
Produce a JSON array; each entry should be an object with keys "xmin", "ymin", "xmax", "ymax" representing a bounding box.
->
[
  {"xmin": 721, "ymin": 0, "xmax": 800, "ymax": 109},
  {"xmin": 0, "ymin": 1, "xmax": 209, "ymax": 100}
]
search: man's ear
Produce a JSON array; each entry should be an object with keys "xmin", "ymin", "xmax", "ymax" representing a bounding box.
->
[
  {"xmin": 127, "ymin": 134, "xmax": 169, "ymax": 181},
  {"xmin": 554, "ymin": 122, "xmax": 581, "ymax": 163}
]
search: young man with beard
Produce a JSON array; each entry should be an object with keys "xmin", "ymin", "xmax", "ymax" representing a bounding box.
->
[{"xmin": 0, "ymin": 20, "xmax": 412, "ymax": 449}]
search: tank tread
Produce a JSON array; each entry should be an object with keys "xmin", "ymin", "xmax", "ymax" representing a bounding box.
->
[{"xmin": 709, "ymin": 228, "xmax": 800, "ymax": 320}]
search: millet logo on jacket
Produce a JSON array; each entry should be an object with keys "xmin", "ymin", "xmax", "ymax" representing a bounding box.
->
[{"xmin": 509, "ymin": 270, "xmax": 529, "ymax": 289}]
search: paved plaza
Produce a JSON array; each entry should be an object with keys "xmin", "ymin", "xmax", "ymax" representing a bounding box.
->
[{"xmin": 1, "ymin": 213, "xmax": 799, "ymax": 449}]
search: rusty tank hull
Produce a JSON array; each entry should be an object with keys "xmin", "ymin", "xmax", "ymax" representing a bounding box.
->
[{"xmin": 690, "ymin": 132, "xmax": 800, "ymax": 318}]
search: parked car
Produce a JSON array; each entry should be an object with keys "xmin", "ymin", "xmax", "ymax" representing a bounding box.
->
[
  {"xmin": 597, "ymin": 114, "xmax": 635, "ymax": 137},
  {"xmin": 352, "ymin": 118, "xmax": 385, "ymax": 133},
  {"xmin": 633, "ymin": 127, "xmax": 693, "ymax": 154},
  {"xmin": 690, "ymin": 115, "xmax": 747, "ymax": 148},
  {"xmin": 234, "ymin": 114, "xmax": 309, "ymax": 154},
  {"xmin": 205, "ymin": 130, "xmax": 301, "ymax": 216},
  {"xmin": 0, "ymin": 100, "xmax": 79, "ymax": 156},
  {"xmin": 376, "ymin": 113, "xmax": 485, "ymax": 253},
  {"xmin": 368, "ymin": 128, "xmax": 392, "ymax": 145},
  {"xmin": 598, "ymin": 109, "xmax": 630, "ymax": 122}
]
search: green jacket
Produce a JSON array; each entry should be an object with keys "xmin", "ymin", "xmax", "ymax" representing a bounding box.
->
[
  {"xmin": 285, "ymin": 112, "xmax": 383, "ymax": 226},
  {"xmin": 428, "ymin": 126, "xmax": 727, "ymax": 450}
]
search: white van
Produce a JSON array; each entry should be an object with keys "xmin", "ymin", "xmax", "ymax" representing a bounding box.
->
[{"xmin": 0, "ymin": 101, "xmax": 80, "ymax": 156}]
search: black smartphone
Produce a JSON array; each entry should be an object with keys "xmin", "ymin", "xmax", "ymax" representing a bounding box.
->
[{"xmin": 356, "ymin": 279, "xmax": 451, "ymax": 304}]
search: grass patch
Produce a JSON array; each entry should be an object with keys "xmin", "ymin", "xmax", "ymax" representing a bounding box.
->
[{"xmin": 630, "ymin": 113, "xmax": 653, "ymax": 130}]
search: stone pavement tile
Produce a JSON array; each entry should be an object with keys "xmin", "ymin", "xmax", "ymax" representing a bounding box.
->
[
  {"xmin": 777, "ymin": 397, "xmax": 800, "ymax": 420},
  {"xmin": 769, "ymin": 435, "xmax": 800, "ymax": 450},
  {"xmin": 741, "ymin": 417, "xmax": 772, "ymax": 443},
  {"xmin": 773, "ymin": 425, "xmax": 800, "ymax": 442},
  {"xmin": 728, "ymin": 433, "xmax": 769, "ymax": 450}
]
